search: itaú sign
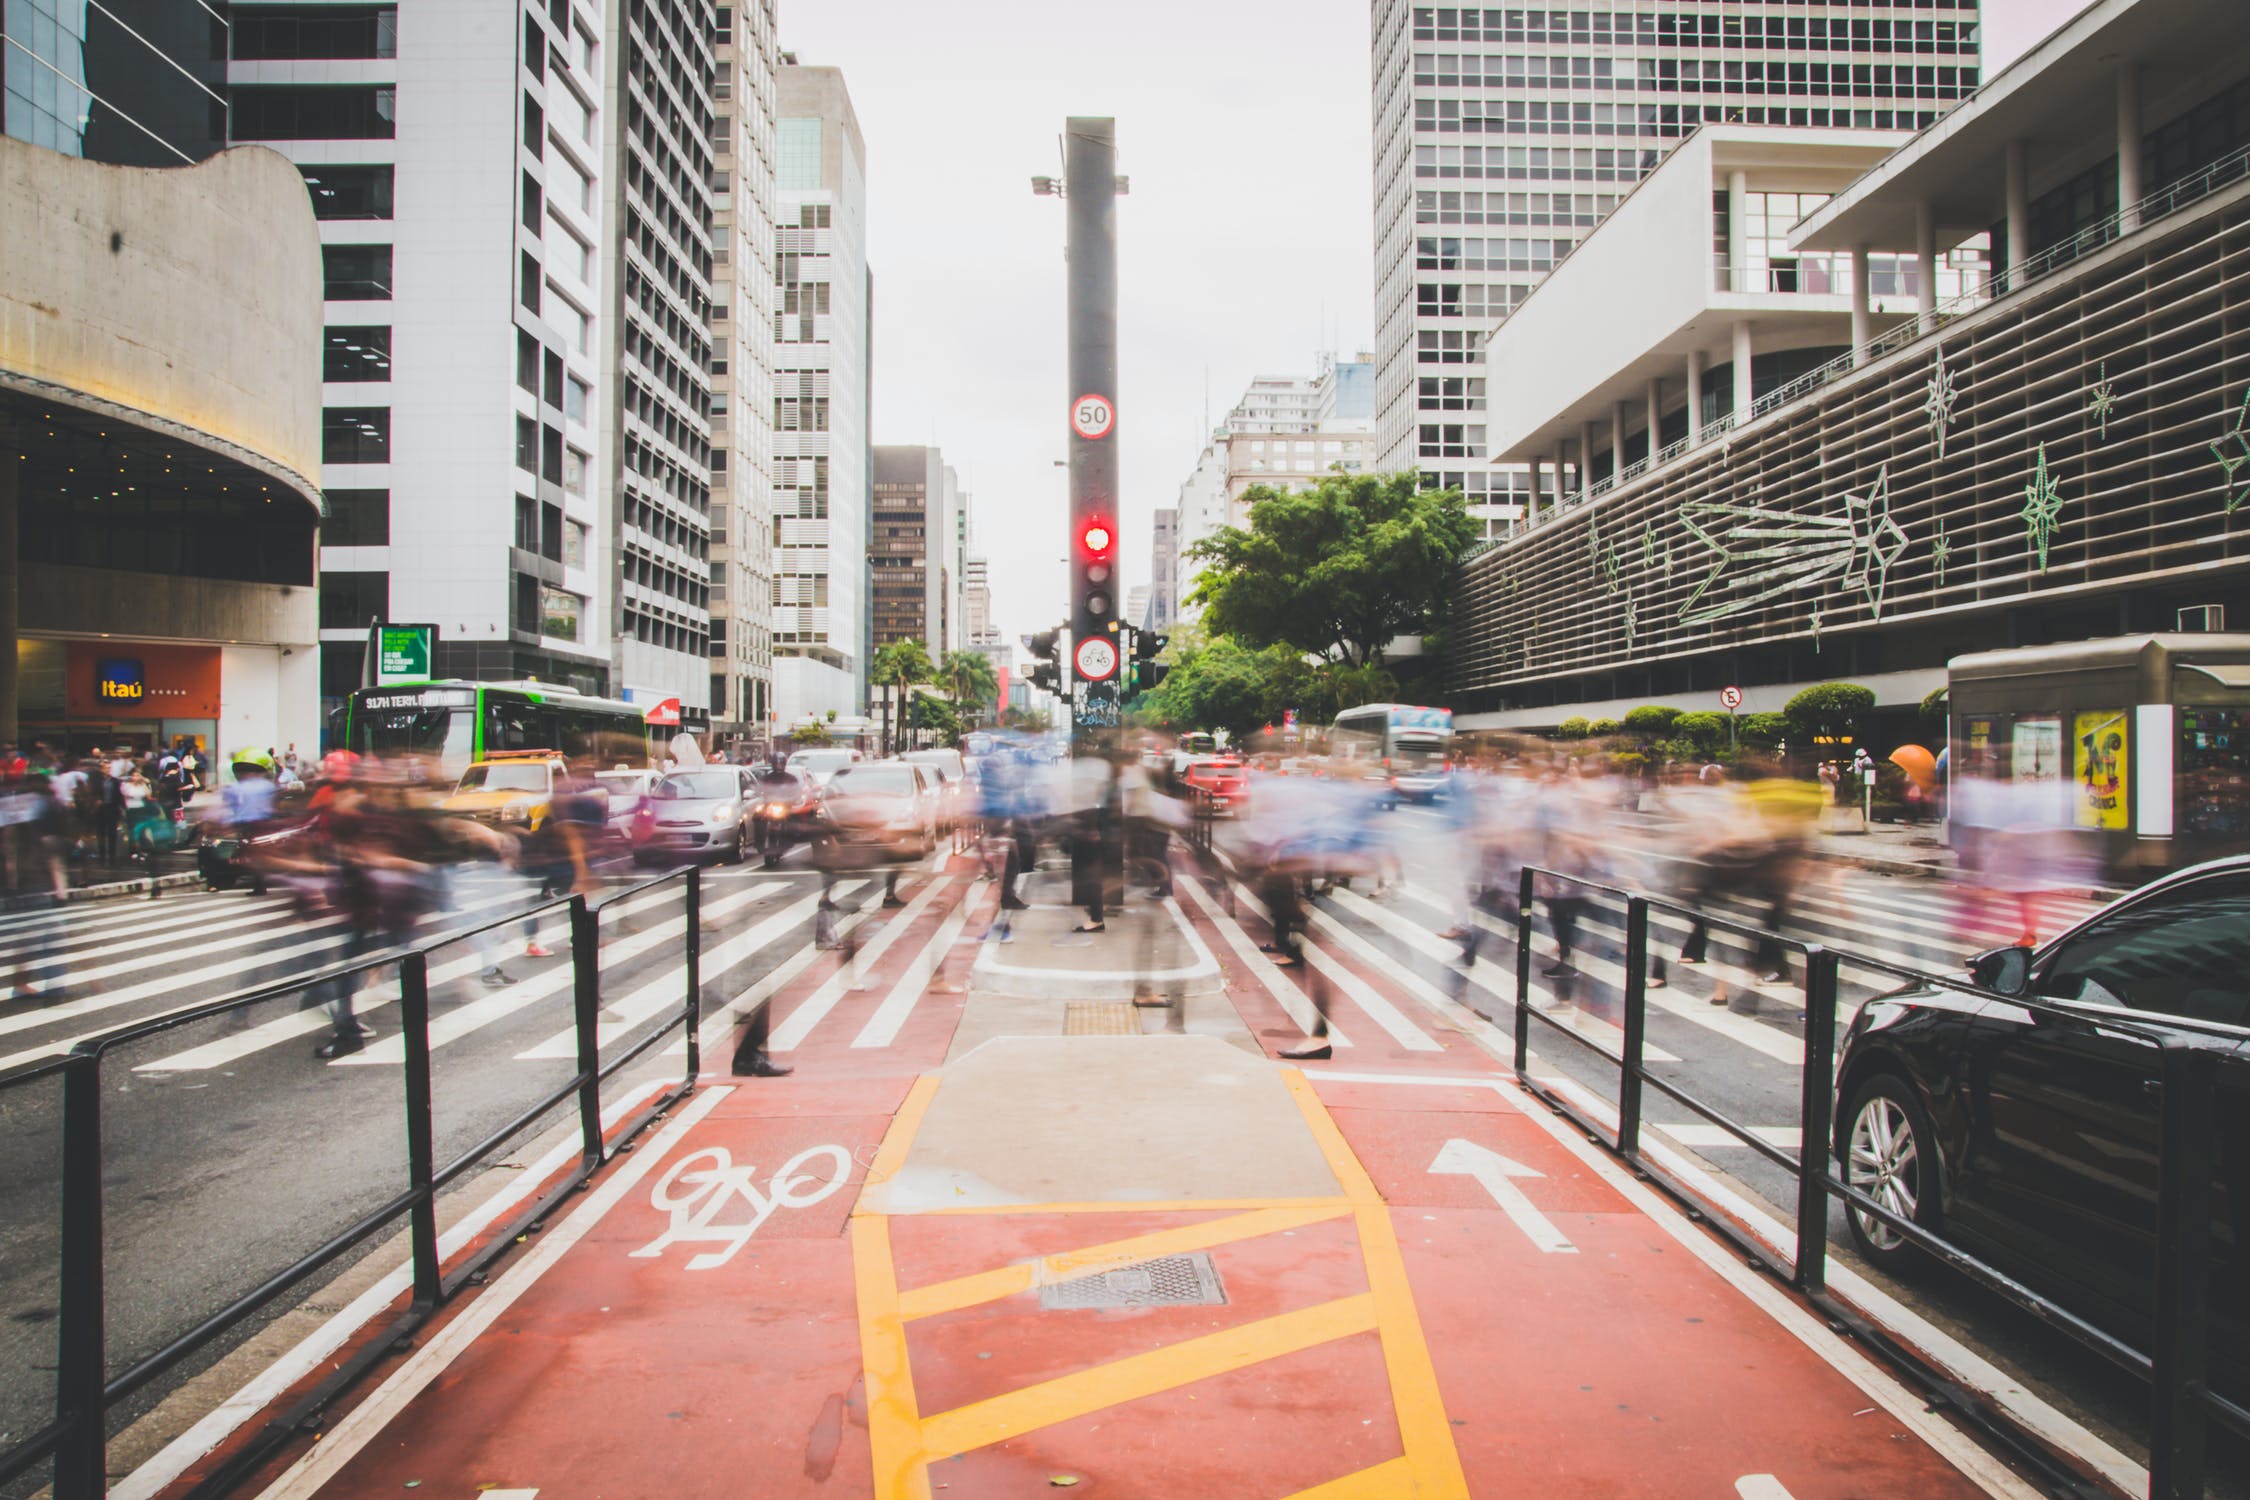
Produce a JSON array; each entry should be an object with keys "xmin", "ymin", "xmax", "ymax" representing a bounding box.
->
[{"xmin": 96, "ymin": 658, "xmax": 145, "ymax": 702}]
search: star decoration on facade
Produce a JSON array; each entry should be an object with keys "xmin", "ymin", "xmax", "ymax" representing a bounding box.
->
[
  {"xmin": 2087, "ymin": 361, "xmax": 2118, "ymax": 441},
  {"xmin": 1624, "ymin": 596, "xmax": 1638, "ymax": 645},
  {"xmin": 1809, "ymin": 606, "xmax": 1823, "ymax": 650},
  {"xmin": 1924, "ymin": 345, "xmax": 1959, "ymax": 461},
  {"xmin": 1675, "ymin": 470, "xmax": 1905, "ymax": 627},
  {"xmin": 1931, "ymin": 519, "xmax": 1953, "ymax": 587},
  {"xmin": 1641, "ymin": 522, "xmax": 1658, "ymax": 569},
  {"xmin": 2212, "ymin": 387, "xmax": 2250, "ymax": 513},
  {"xmin": 1840, "ymin": 465, "xmax": 1909, "ymax": 620},
  {"xmin": 2020, "ymin": 443, "xmax": 2067, "ymax": 573}
]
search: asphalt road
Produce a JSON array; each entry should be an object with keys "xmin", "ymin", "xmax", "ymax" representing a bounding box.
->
[
  {"xmin": 0, "ymin": 804, "xmax": 2227, "ymax": 1495},
  {"xmin": 0, "ymin": 838, "xmax": 917, "ymax": 1490}
]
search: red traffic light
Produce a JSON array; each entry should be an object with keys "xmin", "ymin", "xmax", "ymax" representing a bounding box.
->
[{"xmin": 1079, "ymin": 520, "xmax": 1113, "ymax": 554}]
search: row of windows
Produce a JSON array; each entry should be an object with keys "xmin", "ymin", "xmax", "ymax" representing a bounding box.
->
[
  {"xmin": 1416, "ymin": 235, "xmax": 1575, "ymax": 273},
  {"xmin": 624, "ymin": 604, "xmax": 707, "ymax": 655},
  {"xmin": 322, "ymin": 244, "xmax": 391, "ymax": 301},
  {"xmin": 300, "ymin": 164, "xmax": 393, "ymax": 220},
  {"xmin": 1414, "ymin": 189, "xmax": 1620, "ymax": 229},
  {"xmin": 322, "ymin": 488, "xmax": 389, "ymax": 547},
  {"xmin": 26, "ymin": 490, "xmax": 315, "ymax": 588},
  {"xmin": 232, "ymin": 84, "xmax": 395, "ymax": 141},
  {"xmin": 232, "ymin": 6, "xmax": 397, "ymax": 61},
  {"xmin": 324, "ymin": 327, "xmax": 391, "ymax": 382},
  {"xmin": 325, "ymin": 407, "xmax": 389, "ymax": 465},
  {"xmin": 1411, "ymin": 7, "xmax": 1975, "ymax": 47},
  {"xmin": 625, "ymin": 546, "xmax": 708, "ymax": 611}
]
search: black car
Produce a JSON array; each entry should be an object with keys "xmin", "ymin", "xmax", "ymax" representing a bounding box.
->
[{"xmin": 1832, "ymin": 856, "xmax": 2250, "ymax": 1378}]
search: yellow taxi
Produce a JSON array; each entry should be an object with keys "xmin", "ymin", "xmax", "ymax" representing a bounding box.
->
[{"xmin": 439, "ymin": 750, "xmax": 568, "ymax": 830}]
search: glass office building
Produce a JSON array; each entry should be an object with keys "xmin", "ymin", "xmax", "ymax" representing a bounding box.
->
[{"xmin": 3, "ymin": 0, "xmax": 228, "ymax": 165}]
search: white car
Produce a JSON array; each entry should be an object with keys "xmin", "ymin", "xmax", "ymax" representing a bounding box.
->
[{"xmin": 786, "ymin": 747, "xmax": 859, "ymax": 787}]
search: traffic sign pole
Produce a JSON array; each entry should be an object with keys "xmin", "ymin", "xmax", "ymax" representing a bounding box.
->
[{"xmin": 1064, "ymin": 117, "xmax": 1121, "ymax": 754}]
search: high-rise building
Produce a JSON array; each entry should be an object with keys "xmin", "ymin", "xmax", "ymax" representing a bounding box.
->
[
  {"xmin": 771, "ymin": 62, "xmax": 869, "ymax": 728},
  {"xmin": 227, "ymin": 0, "xmax": 634, "ymax": 716},
  {"xmin": 707, "ymin": 0, "xmax": 782, "ymax": 747},
  {"xmin": 1169, "ymin": 353, "xmax": 1377, "ymax": 608},
  {"xmin": 963, "ymin": 555, "xmax": 997, "ymax": 644},
  {"xmin": 1147, "ymin": 508, "xmax": 1178, "ymax": 631},
  {"xmin": 603, "ymin": 0, "xmax": 721, "ymax": 726},
  {"xmin": 1370, "ymin": 2, "xmax": 1984, "ymax": 529},
  {"xmin": 4, "ymin": 0, "xmax": 231, "ymax": 165},
  {"xmin": 870, "ymin": 445, "xmax": 956, "ymax": 650}
]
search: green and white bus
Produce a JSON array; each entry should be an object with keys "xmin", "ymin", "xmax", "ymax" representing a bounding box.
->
[{"xmin": 344, "ymin": 681, "xmax": 655, "ymax": 779}]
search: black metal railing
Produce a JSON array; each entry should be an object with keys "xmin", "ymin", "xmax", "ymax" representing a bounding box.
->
[
  {"xmin": 0, "ymin": 865, "xmax": 705, "ymax": 1500},
  {"xmin": 1509, "ymin": 864, "xmax": 2244, "ymax": 1500}
]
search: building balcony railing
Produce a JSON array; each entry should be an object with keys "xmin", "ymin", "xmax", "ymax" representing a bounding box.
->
[{"xmin": 1509, "ymin": 138, "xmax": 2250, "ymax": 538}]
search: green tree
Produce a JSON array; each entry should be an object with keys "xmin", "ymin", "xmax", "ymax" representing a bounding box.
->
[
  {"xmin": 1919, "ymin": 685, "xmax": 1949, "ymax": 722},
  {"xmin": 910, "ymin": 693, "xmax": 962, "ymax": 747},
  {"xmin": 1185, "ymin": 471, "xmax": 1479, "ymax": 668},
  {"xmin": 1144, "ymin": 635, "xmax": 1277, "ymax": 743},
  {"xmin": 1622, "ymin": 705, "xmax": 1683, "ymax": 738},
  {"xmin": 1740, "ymin": 711, "xmax": 1791, "ymax": 749},
  {"xmin": 1000, "ymin": 705, "xmax": 1051, "ymax": 733},
  {"xmin": 1557, "ymin": 716, "xmax": 1592, "ymax": 740},
  {"xmin": 1321, "ymin": 661, "xmax": 1398, "ymax": 714},
  {"xmin": 869, "ymin": 638, "xmax": 935, "ymax": 755},
  {"xmin": 1587, "ymin": 717, "xmax": 1623, "ymax": 737},
  {"xmin": 938, "ymin": 648, "xmax": 1000, "ymax": 722},
  {"xmin": 1671, "ymin": 711, "xmax": 1729, "ymax": 751},
  {"xmin": 1784, "ymin": 682, "xmax": 1876, "ymax": 747}
]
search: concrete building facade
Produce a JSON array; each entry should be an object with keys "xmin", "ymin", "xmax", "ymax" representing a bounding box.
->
[
  {"xmin": 601, "ymin": 0, "xmax": 722, "ymax": 725},
  {"xmin": 1446, "ymin": 0, "xmax": 2250, "ymax": 758},
  {"xmin": 225, "ymin": 0, "xmax": 637, "ymax": 719},
  {"xmin": 1370, "ymin": 0, "xmax": 1985, "ymax": 530},
  {"xmin": 707, "ymin": 0, "xmax": 782, "ymax": 746},
  {"xmin": 771, "ymin": 62, "xmax": 869, "ymax": 729},
  {"xmin": 869, "ymin": 444, "xmax": 955, "ymax": 652},
  {"xmin": 3, "ymin": 137, "xmax": 323, "ymax": 757}
]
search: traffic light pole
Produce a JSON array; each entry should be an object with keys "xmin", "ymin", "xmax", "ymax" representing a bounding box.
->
[{"xmin": 1065, "ymin": 117, "xmax": 1121, "ymax": 751}]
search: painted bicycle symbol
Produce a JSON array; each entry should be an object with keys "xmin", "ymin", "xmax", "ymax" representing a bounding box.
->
[{"xmin": 629, "ymin": 1145, "xmax": 852, "ymax": 1270}]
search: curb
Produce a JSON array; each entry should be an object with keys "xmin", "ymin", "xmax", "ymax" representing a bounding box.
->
[{"xmin": 64, "ymin": 871, "xmax": 203, "ymax": 902}]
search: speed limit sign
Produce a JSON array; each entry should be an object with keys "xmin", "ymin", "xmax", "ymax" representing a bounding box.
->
[
  {"xmin": 1720, "ymin": 685, "xmax": 1744, "ymax": 710},
  {"xmin": 1070, "ymin": 393, "xmax": 1116, "ymax": 441},
  {"xmin": 1074, "ymin": 635, "xmax": 1119, "ymax": 681}
]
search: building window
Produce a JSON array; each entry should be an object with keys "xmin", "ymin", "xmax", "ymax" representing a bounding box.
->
[
  {"xmin": 322, "ymin": 407, "xmax": 390, "ymax": 464},
  {"xmin": 778, "ymin": 118, "xmax": 821, "ymax": 189},
  {"xmin": 563, "ymin": 520, "xmax": 588, "ymax": 569},
  {"xmin": 323, "ymin": 327, "xmax": 391, "ymax": 383},
  {"xmin": 232, "ymin": 6, "xmax": 398, "ymax": 60},
  {"xmin": 563, "ymin": 447, "xmax": 588, "ymax": 496},
  {"xmin": 322, "ymin": 244, "xmax": 392, "ymax": 300},
  {"xmin": 322, "ymin": 488, "xmax": 390, "ymax": 546},
  {"xmin": 232, "ymin": 85, "xmax": 397, "ymax": 140},
  {"xmin": 516, "ymin": 416, "xmax": 539, "ymax": 473},
  {"xmin": 299, "ymin": 164, "xmax": 393, "ymax": 219},
  {"xmin": 318, "ymin": 570, "xmax": 390, "ymax": 630}
]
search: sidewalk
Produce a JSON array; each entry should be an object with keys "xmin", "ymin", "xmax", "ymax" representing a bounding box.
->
[{"xmin": 176, "ymin": 859, "xmax": 2049, "ymax": 1500}]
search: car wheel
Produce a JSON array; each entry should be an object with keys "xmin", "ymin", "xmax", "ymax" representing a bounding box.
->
[
  {"xmin": 723, "ymin": 829, "xmax": 744, "ymax": 865},
  {"xmin": 1842, "ymin": 1074, "xmax": 1943, "ymax": 1270}
]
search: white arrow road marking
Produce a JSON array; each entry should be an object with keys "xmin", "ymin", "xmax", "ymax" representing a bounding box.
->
[
  {"xmin": 1429, "ymin": 1137, "xmax": 1577, "ymax": 1254},
  {"xmin": 1735, "ymin": 1478, "xmax": 1796, "ymax": 1500}
]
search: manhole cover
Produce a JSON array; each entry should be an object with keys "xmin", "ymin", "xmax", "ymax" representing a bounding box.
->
[
  {"xmin": 1041, "ymin": 1253, "xmax": 1227, "ymax": 1310},
  {"xmin": 1062, "ymin": 1001, "xmax": 1138, "ymax": 1036}
]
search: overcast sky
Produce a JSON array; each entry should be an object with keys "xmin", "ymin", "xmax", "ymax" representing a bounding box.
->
[{"xmin": 777, "ymin": 0, "xmax": 2085, "ymax": 647}]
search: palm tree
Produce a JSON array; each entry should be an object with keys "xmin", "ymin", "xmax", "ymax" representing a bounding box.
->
[
  {"xmin": 869, "ymin": 638, "xmax": 935, "ymax": 754},
  {"xmin": 938, "ymin": 649, "xmax": 1000, "ymax": 726}
]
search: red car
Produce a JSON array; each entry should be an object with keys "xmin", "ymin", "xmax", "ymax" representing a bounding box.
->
[{"xmin": 1182, "ymin": 756, "xmax": 1249, "ymax": 817}]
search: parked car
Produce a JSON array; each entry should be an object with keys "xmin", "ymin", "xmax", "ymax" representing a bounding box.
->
[
  {"xmin": 1181, "ymin": 756, "xmax": 1250, "ymax": 817},
  {"xmin": 440, "ymin": 751, "xmax": 567, "ymax": 831},
  {"xmin": 900, "ymin": 749, "xmax": 969, "ymax": 830},
  {"xmin": 1832, "ymin": 856, "xmax": 2250, "ymax": 1385},
  {"xmin": 816, "ymin": 762, "xmax": 940, "ymax": 858},
  {"xmin": 630, "ymin": 767, "xmax": 759, "ymax": 864}
]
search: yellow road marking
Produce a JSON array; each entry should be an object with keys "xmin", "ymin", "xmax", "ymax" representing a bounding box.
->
[
  {"xmin": 897, "ymin": 1204, "xmax": 1352, "ymax": 1322},
  {"xmin": 854, "ymin": 1074, "xmax": 941, "ymax": 1500},
  {"xmin": 1282, "ymin": 1455, "xmax": 1416, "ymax": 1498},
  {"xmin": 1286, "ymin": 1069, "xmax": 1472, "ymax": 1500},
  {"xmin": 918, "ymin": 1293, "xmax": 1380, "ymax": 1461},
  {"xmin": 856, "ymin": 1072, "xmax": 942, "ymax": 1217}
]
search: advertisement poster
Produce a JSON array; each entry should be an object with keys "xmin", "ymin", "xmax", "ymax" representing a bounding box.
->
[
  {"xmin": 2011, "ymin": 717, "xmax": 2063, "ymax": 782},
  {"xmin": 2073, "ymin": 709, "xmax": 2129, "ymax": 829}
]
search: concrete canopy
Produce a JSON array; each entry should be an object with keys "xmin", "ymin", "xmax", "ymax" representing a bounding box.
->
[{"xmin": 1791, "ymin": 0, "xmax": 2250, "ymax": 255}]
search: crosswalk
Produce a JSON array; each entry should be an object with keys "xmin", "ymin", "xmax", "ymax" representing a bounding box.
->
[
  {"xmin": 1170, "ymin": 839, "xmax": 2101, "ymax": 1190},
  {"xmin": 0, "ymin": 857, "xmax": 982, "ymax": 1081}
]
